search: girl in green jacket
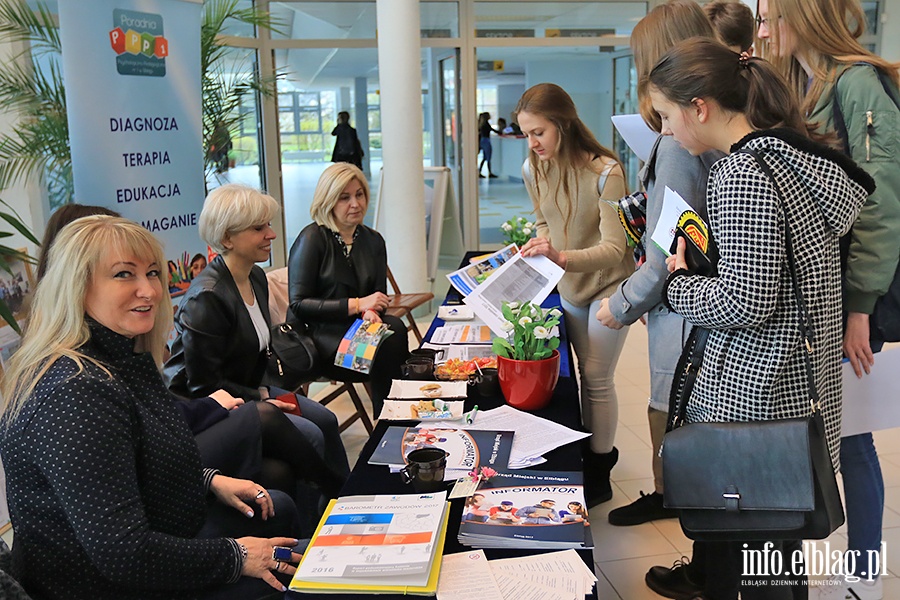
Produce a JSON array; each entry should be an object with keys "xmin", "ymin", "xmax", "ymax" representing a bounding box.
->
[{"xmin": 759, "ymin": 0, "xmax": 900, "ymax": 598}]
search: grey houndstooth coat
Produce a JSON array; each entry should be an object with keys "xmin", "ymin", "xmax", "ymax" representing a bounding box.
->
[{"xmin": 663, "ymin": 129, "xmax": 875, "ymax": 470}]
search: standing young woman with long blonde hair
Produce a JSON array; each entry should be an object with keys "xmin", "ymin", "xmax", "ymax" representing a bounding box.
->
[
  {"xmin": 597, "ymin": 0, "xmax": 723, "ymax": 534},
  {"xmin": 758, "ymin": 1, "xmax": 900, "ymax": 597},
  {"xmin": 516, "ymin": 83, "xmax": 634, "ymax": 507}
]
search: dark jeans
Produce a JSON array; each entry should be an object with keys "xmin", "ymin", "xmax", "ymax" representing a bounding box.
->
[{"xmin": 197, "ymin": 490, "xmax": 304, "ymax": 600}]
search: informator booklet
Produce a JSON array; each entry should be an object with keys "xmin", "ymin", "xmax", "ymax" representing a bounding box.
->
[
  {"xmin": 334, "ymin": 318, "xmax": 394, "ymax": 374},
  {"xmin": 291, "ymin": 492, "xmax": 450, "ymax": 595},
  {"xmin": 368, "ymin": 426, "xmax": 515, "ymax": 481},
  {"xmin": 458, "ymin": 470, "xmax": 590, "ymax": 549}
]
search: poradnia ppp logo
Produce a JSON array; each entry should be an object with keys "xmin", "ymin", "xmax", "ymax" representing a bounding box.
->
[{"xmin": 108, "ymin": 9, "xmax": 168, "ymax": 77}]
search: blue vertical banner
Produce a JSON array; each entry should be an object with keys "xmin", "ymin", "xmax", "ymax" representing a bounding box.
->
[{"xmin": 59, "ymin": 0, "xmax": 205, "ymax": 298}]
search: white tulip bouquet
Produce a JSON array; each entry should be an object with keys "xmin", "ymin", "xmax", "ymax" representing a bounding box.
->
[
  {"xmin": 491, "ymin": 301, "xmax": 562, "ymax": 361},
  {"xmin": 500, "ymin": 216, "xmax": 535, "ymax": 248}
]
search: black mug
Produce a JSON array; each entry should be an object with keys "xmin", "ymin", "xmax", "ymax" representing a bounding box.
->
[
  {"xmin": 471, "ymin": 367, "xmax": 500, "ymax": 397},
  {"xmin": 410, "ymin": 348, "xmax": 444, "ymax": 362},
  {"xmin": 400, "ymin": 447, "xmax": 447, "ymax": 493},
  {"xmin": 401, "ymin": 357, "xmax": 434, "ymax": 380}
]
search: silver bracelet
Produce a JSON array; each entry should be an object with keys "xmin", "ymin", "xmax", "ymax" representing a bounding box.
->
[{"xmin": 238, "ymin": 542, "xmax": 248, "ymax": 565}]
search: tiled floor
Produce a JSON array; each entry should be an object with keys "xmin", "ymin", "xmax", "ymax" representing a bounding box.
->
[{"xmin": 319, "ymin": 319, "xmax": 900, "ymax": 599}]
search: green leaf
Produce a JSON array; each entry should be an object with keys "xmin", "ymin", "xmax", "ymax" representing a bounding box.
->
[
  {"xmin": 501, "ymin": 303, "xmax": 515, "ymax": 322},
  {"xmin": 0, "ymin": 210, "xmax": 39, "ymax": 244},
  {"xmin": 0, "ymin": 297, "xmax": 20, "ymax": 333},
  {"xmin": 548, "ymin": 337, "xmax": 560, "ymax": 350},
  {"xmin": 492, "ymin": 338, "xmax": 513, "ymax": 358}
]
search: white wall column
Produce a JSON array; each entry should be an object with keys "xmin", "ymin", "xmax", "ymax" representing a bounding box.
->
[
  {"xmin": 354, "ymin": 76, "xmax": 371, "ymax": 179},
  {"xmin": 375, "ymin": 0, "xmax": 428, "ymax": 292}
]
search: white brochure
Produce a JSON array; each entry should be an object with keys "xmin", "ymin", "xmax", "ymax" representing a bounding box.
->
[
  {"xmin": 463, "ymin": 252, "xmax": 564, "ymax": 337},
  {"xmin": 611, "ymin": 113, "xmax": 659, "ymax": 162},
  {"xmin": 650, "ymin": 185, "xmax": 695, "ymax": 256}
]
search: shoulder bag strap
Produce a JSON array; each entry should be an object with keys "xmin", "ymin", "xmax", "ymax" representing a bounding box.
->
[
  {"xmin": 596, "ymin": 158, "xmax": 616, "ymax": 197},
  {"xmin": 739, "ymin": 148, "xmax": 821, "ymax": 411}
]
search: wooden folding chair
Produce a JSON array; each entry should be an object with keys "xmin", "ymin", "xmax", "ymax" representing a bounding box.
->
[
  {"xmin": 266, "ymin": 268, "xmax": 375, "ymax": 434},
  {"xmin": 385, "ymin": 266, "xmax": 434, "ymax": 344}
]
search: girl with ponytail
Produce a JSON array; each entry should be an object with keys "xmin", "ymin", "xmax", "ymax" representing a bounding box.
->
[{"xmin": 649, "ymin": 38, "xmax": 874, "ymax": 599}]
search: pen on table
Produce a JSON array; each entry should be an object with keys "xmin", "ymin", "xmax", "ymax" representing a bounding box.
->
[{"xmin": 466, "ymin": 405, "xmax": 479, "ymax": 425}]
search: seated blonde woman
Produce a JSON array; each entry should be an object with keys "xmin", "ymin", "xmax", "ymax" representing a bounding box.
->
[
  {"xmin": 164, "ymin": 184, "xmax": 350, "ymax": 479},
  {"xmin": 287, "ymin": 163, "xmax": 410, "ymax": 417},
  {"xmin": 0, "ymin": 215, "xmax": 303, "ymax": 600}
]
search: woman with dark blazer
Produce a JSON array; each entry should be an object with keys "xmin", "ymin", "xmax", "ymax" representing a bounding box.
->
[
  {"xmin": 288, "ymin": 163, "xmax": 409, "ymax": 417},
  {"xmin": 165, "ymin": 184, "xmax": 350, "ymax": 482}
]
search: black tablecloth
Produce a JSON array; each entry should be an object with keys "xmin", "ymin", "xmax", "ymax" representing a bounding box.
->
[{"xmin": 288, "ymin": 252, "xmax": 597, "ymax": 599}]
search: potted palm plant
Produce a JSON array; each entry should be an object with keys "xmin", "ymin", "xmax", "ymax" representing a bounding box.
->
[
  {"xmin": 0, "ymin": 198, "xmax": 38, "ymax": 333},
  {"xmin": 490, "ymin": 301, "xmax": 562, "ymax": 410}
]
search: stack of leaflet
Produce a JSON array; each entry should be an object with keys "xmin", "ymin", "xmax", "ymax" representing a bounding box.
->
[
  {"xmin": 290, "ymin": 491, "xmax": 450, "ymax": 595},
  {"xmin": 457, "ymin": 471, "xmax": 591, "ymax": 549},
  {"xmin": 368, "ymin": 426, "xmax": 515, "ymax": 481},
  {"xmin": 460, "ymin": 405, "xmax": 590, "ymax": 469}
]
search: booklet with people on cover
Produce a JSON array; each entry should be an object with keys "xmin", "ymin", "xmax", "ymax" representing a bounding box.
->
[
  {"xmin": 368, "ymin": 426, "xmax": 515, "ymax": 481},
  {"xmin": 458, "ymin": 470, "xmax": 590, "ymax": 549}
]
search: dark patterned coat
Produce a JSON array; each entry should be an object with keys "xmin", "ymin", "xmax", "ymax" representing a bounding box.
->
[
  {"xmin": 0, "ymin": 323, "xmax": 241, "ymax": 599},
  {"xmin": 663, "ymin": 129, "xmax": 875, "ymax": 469}
]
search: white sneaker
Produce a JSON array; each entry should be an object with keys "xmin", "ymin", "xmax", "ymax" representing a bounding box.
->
[{"xmin": 810, "ymin": 575, "xmax": 883, "ymax": 600}]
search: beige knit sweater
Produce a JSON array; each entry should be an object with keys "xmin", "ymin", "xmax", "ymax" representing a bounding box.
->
[{"xmin": 524, "ymin": 156, "xmax": 634, "ymax": 307}]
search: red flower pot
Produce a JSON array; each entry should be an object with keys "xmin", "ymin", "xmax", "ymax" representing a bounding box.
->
[{"xmin": 497, "ymin": 349, "xmax": 560, "ymax": 411}]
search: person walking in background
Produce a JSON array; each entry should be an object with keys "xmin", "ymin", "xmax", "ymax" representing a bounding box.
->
[
  {"xmin": 597, "ymin": 0, "xmax": 722, "ymax": 531},
  {"xmin": 478, "ymin": 112, "xmax": 500, "ymax": 178},
  {"xmin": 648, "ymin": 38, "xmax": 871, "ymax": 599},
  {"xmin": 331, "ymin": 111, "xmax": 364, "ymax": 169},
  {"xmin": 516, "ymin": 83, "xmax": 634, "ymax": 508},
  {"xmin": 760, "ymin": 0, "xmax": 900, "ymax": 597},
  {"xmin": 704, "ymin": 0, "xmax": 756, "ymax": 54}
]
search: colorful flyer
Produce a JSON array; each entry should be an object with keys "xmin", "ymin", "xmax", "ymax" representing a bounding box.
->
[{"xmin": 334, "ymin": 318, "xmax": 395, "ymax": 374}]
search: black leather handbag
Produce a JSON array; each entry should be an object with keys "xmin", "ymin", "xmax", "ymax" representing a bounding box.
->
[
  {"xmin": 266, "ymin": 321, "xmax": 318, "ymax": 390},
  {"xmin": 661, "ymin": 149, "xmax": 844, "ymax": 542}
]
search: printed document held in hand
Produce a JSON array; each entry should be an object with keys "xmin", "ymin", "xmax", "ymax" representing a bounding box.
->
[
  {"xmin": 463, "ymin": 252, "xmax": 563, "ymax": 337},
  {"xmin": 446, "ymin": 244, "xmax": 519, "ymax": 297},
  {"xmin": 611, "ymin": 113, "xmax": 659, "ymax": 163},
  {"xmin": 650, "ymin": 186, "xmax": 699, "ymax": 256}
]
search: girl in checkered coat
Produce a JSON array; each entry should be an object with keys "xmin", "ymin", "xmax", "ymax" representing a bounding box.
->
[{"xmin": 649, "ymin": 39, "xmax": 875, "ymax": 600}]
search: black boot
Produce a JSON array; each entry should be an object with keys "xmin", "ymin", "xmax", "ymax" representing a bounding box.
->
[{"xmin": 583, "ymin": 446, "xmax": 618, "ymax": 508}]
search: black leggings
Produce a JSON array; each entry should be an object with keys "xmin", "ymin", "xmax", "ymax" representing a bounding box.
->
[{"xmin": 255, "ymin": 401, "xmax": 346, "ymax": 499}]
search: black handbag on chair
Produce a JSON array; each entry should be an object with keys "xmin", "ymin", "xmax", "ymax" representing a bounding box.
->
[
  {"xmin": 266, "ymin": 321, "xmax": 319, "ymax": 390},
  {"xmin": 661, "ymin": 149, "xmax": 844, "ymax": 542}
]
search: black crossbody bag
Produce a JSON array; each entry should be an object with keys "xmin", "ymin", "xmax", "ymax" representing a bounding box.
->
[{"xmin": 661, "ymin": 149, "xmax": 844, "ymax": 541}]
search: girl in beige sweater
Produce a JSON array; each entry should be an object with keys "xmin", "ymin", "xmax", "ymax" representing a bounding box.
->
[{"xmin": 517, "ymin": 83, "xmax": 634, "ymax": 507}]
